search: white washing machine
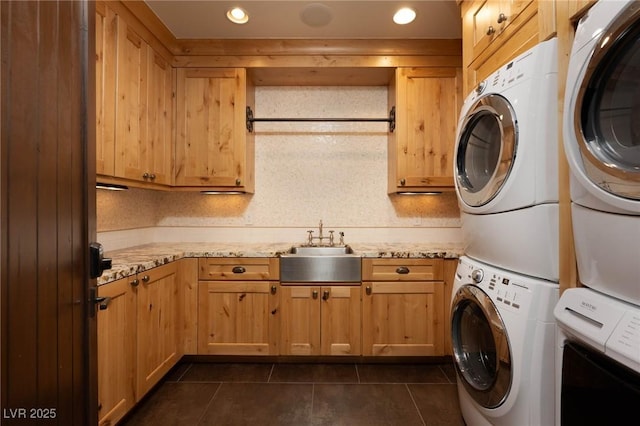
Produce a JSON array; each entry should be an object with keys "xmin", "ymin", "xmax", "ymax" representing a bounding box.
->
[
  {"xmin": 454, "ymin": 38, "xmax": 559, "ymax": 282},
  {"xmin": 563, "ymin": 0, "xmax": 640, "ymax": 305},
  {"xmin": 450, "ymin": 256, "xmax": 558, "ymax": 426},
  {"xmin": 554, "ymin": 287, "xmax": 640, "ymax": 425}
]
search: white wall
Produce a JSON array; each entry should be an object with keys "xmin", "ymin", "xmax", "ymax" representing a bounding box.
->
[{"xmin": 97, "ymin": 86, "xmax": 461, "ymax": 250}]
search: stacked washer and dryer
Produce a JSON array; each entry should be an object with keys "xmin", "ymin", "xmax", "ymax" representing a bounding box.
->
[
  {"xmin": 450, "ymin": 38, "xmax": 560, "ymax": 425},
  {"xmin": 555, "ymin": 0, "xmax": 640, "ymax": 424}
]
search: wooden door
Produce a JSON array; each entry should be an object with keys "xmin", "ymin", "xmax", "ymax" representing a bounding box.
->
[
  {"xmin": 175, "ymin": 68, "xmax": 252, "ymax": 189},
  {"xmin": 114, "ymin": 22, "xmax": 148, "ymax": 183},
  {"xmin": 198, "ymin": 281, "xmax": 278, "ymax": 355},
  {"xmin": 97, "ymin": 278, "xmax": 136, "ymax": 426},
  {"xmin": 1, "ymin": 1, "xmax": 97, "ymax": 424},
  {"xmin": 145, "ymin": 49, "xmax": 173, "ymax": 185},
  {"xmin": 320, "ymin": 286, "xmax": 361, "ymax": 355},
  {"xmin": 136, "ymin": 263, "xmax": 179, "ymax": 399},
  {"xmin": 279, "ymin": 286, "xmax": 321, "ymax": 356},
  {"xmin": 362, "ymin": 281, "xmax": 445, "ymax": 356},
  {"xmin": 389, "ymin": 67, "xmax": 462, "ymax": 192}
]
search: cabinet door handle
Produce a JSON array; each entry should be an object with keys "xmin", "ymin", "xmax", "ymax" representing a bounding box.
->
[
  {"xmin": 141, "ymin": 275, "xmax": 150, "ymax": 283},
  {"xmin": 365, "ymin": 286, "xmax": 372, "ymax": 295},
  {"xmin": 497, "ymin": 13, "xmax": 507, "ymax": 23},
  {"xmin": 312, "ymin": 290, "xmax": 318, "ymax": 299},
  {"xmin": 396, "ymin": 266, "xmax": 410, "ymax": 274},
  {"xmin": 130, "ymin": 278, "xmax": 139, "ymax": 287},
  {"xmin": 322, "ymin": 290, "xmax": 330, "ymax": 301},
  {"xmin": 149, "ymin": 174, "xmax": 156, "ymax": 180},
  {"xmin": 486, "ymin": 25, "xmax": 495, "ymax": 36},
  {"xmin": 271, "ymin": 285, "xmax": 277, "ymax": 295},
  {"xmin": 232, "ymin": 266, "xmax": 246, "ymax": 274},
  {"xmin": 143, "ymin": 172, "xmax": 150, "ymax": 179}
]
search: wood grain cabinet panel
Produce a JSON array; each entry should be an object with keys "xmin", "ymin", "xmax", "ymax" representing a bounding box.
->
[
  {"xmin": 362, "ymin": 258, "xmax": 445, "ymax": 356},
  {"xmin": 197, "ymin": 258, "xmax": 279, "ymax": 355},
  {"xmin": 135, "ymin": 262, "xmax": 179, "ymax": 399},
  {"xmin": 97, "ymin": 277, "xmax": 136, "ymax": 426},
  {"xmin": 96, "ymin": 5, "xmax": 173, "ymax": 188},
  {"xmin": 388, "ymin": 67, "xmax": 462, "ymax": 193},
  {"xmin": 175, "ymin": 68, "xmax": 255, "ymax": 192},
  {"xmin": 279, "ymin": 285, "xmax": 361, "ymax": 356},
  {"xmin": 95, "ymin": 3, "xmax": 117, "ymax": 177},
  {"xmin": 198, "ymin": 281, "xmax": 279, "ymax": 355}
]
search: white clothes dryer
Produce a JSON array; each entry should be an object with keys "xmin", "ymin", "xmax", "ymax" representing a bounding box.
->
[
  {"xmin": 563, "ymin": 0, "xmax": 640, "ymax": 306},
  {"xmin": 554, "ymin": 287, "xmax": 640, "ymax": 425},
  {"xmin": 450, "ymin": 256, "xmax": 558, "ymax": 426},
  {"xmin": 454, "ymin": 38, "xmax": 559, "ymax": 282}
]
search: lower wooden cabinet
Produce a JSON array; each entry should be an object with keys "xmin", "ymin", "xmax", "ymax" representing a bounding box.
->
[
  {"xmin": 279, "ymin": 285, "xmax": 361, "ymax": 356},
  {"xmin": 135, "ymin": 262, "xmax": 179, "ymax": 398},
  {"xmin": 197, "ymin": 281, "xmax": 279, "ymax": 355},
  {"xmin": 97, "ymin": 261, "xmax": 180, "ymax": 425},
  {"xmin": 362, "ymin": 258, "xmax": 446, "ymax": 356},
  {"xmin": 197, "ymin": 258, "xmax": 280, "ymax": 355},
  {"xmin": 97, "ymin": 276, "xmax": 136, "ymax": 426}
]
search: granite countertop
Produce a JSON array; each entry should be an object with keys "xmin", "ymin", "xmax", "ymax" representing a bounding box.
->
[{"xmin": 99, "ymin": 242, "xmax": 465, "ymax": 285}]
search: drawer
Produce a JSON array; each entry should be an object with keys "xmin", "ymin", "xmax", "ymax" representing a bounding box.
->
[
  {"xmin": 362, "ymin": 258, "xmax": 443, "ymax": 281},
  {"xmin": 199, "ymin": 258, "xmax": 279, "ymax": 281}
]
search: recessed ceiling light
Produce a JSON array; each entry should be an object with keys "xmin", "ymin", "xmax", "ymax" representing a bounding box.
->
[
  {"xmin": 393, "ymin": 7, "xmax": 416, "ymax": 25},
  {"xmin": 227, "ymin": 7, "xmax": 249, "ymax": 24}
]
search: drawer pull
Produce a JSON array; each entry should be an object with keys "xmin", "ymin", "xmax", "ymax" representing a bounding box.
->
[
  {"xmin": 366, "ymin": 286, "xmax": 372, "ymax": 295},
  {"xmin": 232, "ymin": 266, "xmax": 246, "ymax": 274},
  {"xmin": 312, "ymin": 290, "xmax": 319, "ymax": 299},
  {"xmin": 141, "ymin": 275, "xmax": 150, "ymax": 283},
  {"xmin": 396, "ymin": 266, "xmax": 410, "ymax": 274},
  {"xmin": 130, "ymin": 278, "xmax": 139, "ymax": 287},
  {"xmin": 322, "ymin": 290, "xmax": 330, "ymax": 301}
]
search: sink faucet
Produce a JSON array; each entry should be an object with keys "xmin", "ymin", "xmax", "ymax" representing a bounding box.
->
[{"xmin": 306, "ymin": 219, "xmax": 342, "ymax": 247}]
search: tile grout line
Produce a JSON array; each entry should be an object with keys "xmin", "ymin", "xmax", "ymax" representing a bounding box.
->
[
  {"xmin": 267, "ymin": 363, "xmax": 275, "ymax": 382},
  {"xmin": 405, "ymin": 383, "xmax": 427, "ymax": 426},
  {"xmin": 195, "ymin": 382, "xmax": 223, "ymax": 426}
]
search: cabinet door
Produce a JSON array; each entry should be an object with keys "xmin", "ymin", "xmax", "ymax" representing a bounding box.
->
[
  {"xmin": 362, "ymin": 281, "xmax": 445, "ymax": 356},
  {"xmin": 175, "ymin": 68, "xmax": 254, "ymax": 191},
  {"xmin": 197, "ymin": 281, "xmax": 279, "ymax": 355},
  {"xmin": 145, "ymin": 50, "xmax": 173, "ymax": 185},
  {"xmin": 389, "ymin": 68, "xmax": 462, "ymax": 192},
  {"xmin": 136, "ymin": 263, "xmax": 179, "ymax": 398},
  {"xmin": 97, "ymin": 277, "xmax": 136, "ymax": 426},
  {"xmin": 95, "ymin": 3, "xmax": 117, "ymax": 177},
  {"xmin": 320, "ymin": 286, "xmax": 361, "ymax": 356},
  {"xmin": 279, "ymin": 286, "xmax": 321, "ymax": 356},
  {"xmin": 115, "ymin": 23, "xmax": 148, "ymax": 183}
]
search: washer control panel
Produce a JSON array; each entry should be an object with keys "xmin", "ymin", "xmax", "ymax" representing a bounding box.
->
[{"xmin": 455, "ymin": 257, "xmax": 532, "ymax": 314}]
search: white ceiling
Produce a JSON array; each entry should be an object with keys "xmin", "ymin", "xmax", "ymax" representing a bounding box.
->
[{"xmin": 144, "ymin": 1, "xmax": 462, "ymax": 40}]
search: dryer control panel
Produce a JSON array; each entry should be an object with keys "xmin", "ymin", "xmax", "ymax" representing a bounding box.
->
[{"xmin": 555, "ymin": 288, "xmax": 640, "ymax": 374}]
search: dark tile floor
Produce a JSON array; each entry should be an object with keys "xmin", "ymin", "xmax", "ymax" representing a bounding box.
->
[{"xmin": 121, "ymin": 362, "xmax": 466, "ymax": 426}]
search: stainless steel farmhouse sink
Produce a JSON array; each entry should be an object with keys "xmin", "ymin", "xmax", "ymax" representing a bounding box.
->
[{"xmin": 280, "ymin": 245, "xmax": 361, "ymax": 283}]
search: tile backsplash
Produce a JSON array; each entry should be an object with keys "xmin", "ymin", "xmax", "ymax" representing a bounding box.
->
[{"xmin": 97, "ymin": 86, "xmax": 461, "ymax": 249}]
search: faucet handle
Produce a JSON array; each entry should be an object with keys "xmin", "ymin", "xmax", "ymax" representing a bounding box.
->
[
  {"xmin": 339, "ymin": 231, "xmax": 345, "ymax": 246},
  {"xmin": 307, "ymin": 230, "xmax": 314, "ymax": 245},
  {"xmin": 329, "ymin": 230, "xmax": 335, "ymax": 246}
]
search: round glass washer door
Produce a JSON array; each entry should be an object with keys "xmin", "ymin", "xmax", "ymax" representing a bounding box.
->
[
  {"xmin": 455, "ymin": 94, "xmax": 518, "ymax": 207},
  {"xmin": 451, "ymin": 285, "xmax": 512, "ymax": 408},
  {"xmin": 576, "ymin": 4, "xmax": 640, "ymax": 200}
]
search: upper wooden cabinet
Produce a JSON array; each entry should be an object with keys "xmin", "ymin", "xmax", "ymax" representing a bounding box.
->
[
  {"xmin": 175, "ymin": 68, "xmax": 255, "ymax": 192},
  {"xmin": 96, "ymin": 3, "xmax": 174, "ymax": 188},
  {"xmin": 96, "ymin": 3, "xmax": 117, "ymax": 177},
  {"xmin": 388, "ymin": 67, "xmax": 462, "ymax": 193},
  {"xmin": 461, "ymin": 0, "xmax": 556, "ymax": 95}
]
